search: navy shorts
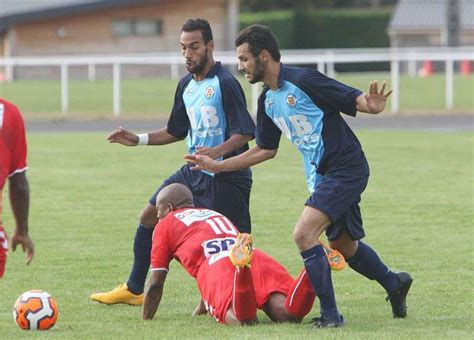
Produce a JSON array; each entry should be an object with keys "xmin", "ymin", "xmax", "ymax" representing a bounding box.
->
[
  {"xmin": 149, "ymin": 164, "xmax": 252, "ymax": 233},
  {"xmin": 305, "ymin": 170, "xmax": 369, "ymax": 241}
]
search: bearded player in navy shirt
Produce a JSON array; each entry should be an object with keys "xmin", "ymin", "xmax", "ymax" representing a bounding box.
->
[
  {"xmin": 186, "ymin": 24, "xmax": 412, "ymax": 328},
  {"xmin": 91, "ymin": 19, "xmax": 255, "ymax": 306}
]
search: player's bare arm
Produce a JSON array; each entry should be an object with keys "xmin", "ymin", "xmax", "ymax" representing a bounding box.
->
[
  {"xmin": 356, "ymin": 80, "xmax": 393, "ymax": 114},
  {"xmin": 9, "ymin": 172, "xmax": 34, "ymax": 265},
  {"xmin": 142, "ymin": 270, "xmax": 167, "ymax": 320},
  {"xmin": 107, "ymin": 127, "xmax": 182, "ymax": 146},
  {"xmin": 195, "ymin": 134, "xmax": 253, "ymax": 159},
  {"xmin": 185, "ymin": 146, "xmax": 277, "ymax": 173}
]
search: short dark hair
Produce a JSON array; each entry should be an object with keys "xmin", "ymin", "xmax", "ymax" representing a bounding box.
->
[
  {"xmin": 235, "ymin": 24, "xmax": 281, "ymax": 62},
  {"xmin": 181, "ymin": 18, "xmax": 213, "ymax": 44}
]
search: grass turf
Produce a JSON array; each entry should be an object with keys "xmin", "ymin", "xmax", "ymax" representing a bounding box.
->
[{"xmin": 0, "ymin": 129, "xmax": 472, "ymax": 338}]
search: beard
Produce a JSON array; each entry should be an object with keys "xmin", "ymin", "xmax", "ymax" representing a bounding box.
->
[
  {"xmin": 248, "ymin": 57, "xmax": 265, "ymax": 84},
  {"xmin": 186, "ymin": 49, "xmax": 209, "ymax": 75}
]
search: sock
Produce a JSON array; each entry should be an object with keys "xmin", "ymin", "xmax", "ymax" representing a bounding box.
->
[
  {"xmin": 232, "ymin": 267, "xmax": 257, "ymax": 321},
  {"xmin": 347, "ymin": 241, "xmax": 400, "ymax": 294},
  {"xmin": 0, "ymin": 226, "xmax": 7, "ymax": 279},
  {"xmin": 301, "ymin": 245, "xmax": 340, "ymax": 321},
  {"xmin": 127, "ymin": 224, "xmax": 153, "ymax": 295},
  {"xmin": 285, "ymin": 269, "xmax": 316, "ymax": 318}
]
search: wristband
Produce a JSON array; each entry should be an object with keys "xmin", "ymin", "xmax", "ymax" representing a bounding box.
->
[{"xmin": 137, "ymin": 133, "xmax": 149, "ymax": 145}]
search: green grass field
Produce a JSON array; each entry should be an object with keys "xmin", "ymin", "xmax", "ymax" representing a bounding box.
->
[
  {"xmin": 0, "ymin": 130, "xmax": 472, "ymax": 338},
  {"xmin": 0, "ymin": 73, "xmax": 472, "ymax": 119}
]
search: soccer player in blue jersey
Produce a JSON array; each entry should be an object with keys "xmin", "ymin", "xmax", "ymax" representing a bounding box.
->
[
  {"xmin": 90, "ymin": 19, "xmax": 255, "ymax": 306},
  {"xmin": 186, "ymin": 24, "xmax": 412, "ymax": 328}
]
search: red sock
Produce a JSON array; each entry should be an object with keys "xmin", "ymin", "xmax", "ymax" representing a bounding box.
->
[
  {"xmin": 285, "ymin": 269, "xmax": 316, "ymax": 318},
  {"xmin": 232, "ymin": 267, "xmax": 257, "ymax": 321}
]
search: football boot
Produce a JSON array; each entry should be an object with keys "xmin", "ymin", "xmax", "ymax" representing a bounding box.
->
[{"xmin": 90, "ymin": 283, "xmax": 143, "ymax": 305}]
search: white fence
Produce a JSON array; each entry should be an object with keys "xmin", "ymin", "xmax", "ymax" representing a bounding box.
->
[{"xmin": 0, "ymin": 47, "xmax": 473, "ymax": 115}]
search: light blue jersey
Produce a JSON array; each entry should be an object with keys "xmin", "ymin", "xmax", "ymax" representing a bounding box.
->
[
  {"xmin": 256, "ymin": 64, "xmax": 367, "ymax": 193},
  {"xmin": 167, "ymin": 62, "xmax": 256, "ymax": 177},
  {"xmin": 264, "ymin": 81, "xmax": 325, "ymax": 192},
  {"xmin": 182, "ymin": 75, "xmax": 226, "ymax": 158}
]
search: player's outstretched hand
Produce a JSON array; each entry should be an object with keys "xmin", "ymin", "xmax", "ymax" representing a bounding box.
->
[
  {"xmin": 11, "ymin": 233, "xmax": 34, "ymax": 265},
  {"xmin": 184, "ymin": 154, "xmax": 221, "ymax": 173},
  {"xmin": 107, "ymin": 127, "xmax": 139, "ymax": 146},
  {"xmin": 364, "ymin": 80, "xmax": 393, "ymax": 114},
  {"xmin": 195, "ymin": 146, "xmax": 221, "ymax": 160}
]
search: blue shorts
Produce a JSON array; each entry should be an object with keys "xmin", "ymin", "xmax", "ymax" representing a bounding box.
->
[
  {"xmin": 305, "ymin": 170, "xmax": 369, "ymax": 241},
  {"xmin": 149, "ymin": 165, "xmax": 252, "ymax": 233}
]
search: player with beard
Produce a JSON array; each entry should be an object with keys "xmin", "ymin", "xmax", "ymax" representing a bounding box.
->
[
  {"xmin": 186, "ymin": 24, "xmax": 412, "ymax": 328},
  {"xmin": 91, "ymin": 19, "xmax": 255, "ymax": 305}
]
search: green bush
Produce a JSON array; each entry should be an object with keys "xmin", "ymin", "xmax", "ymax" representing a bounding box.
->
[
  {"xmin": 239, "ymin": 10, "xmax": 296, "ymax": 49},
  {"xmin": 294, "ymin": 8, "xmax": 391, "ymax": 49},
  {"xmin": 240, "ymin": 8, "xmax": 393, "ymax": 71}
]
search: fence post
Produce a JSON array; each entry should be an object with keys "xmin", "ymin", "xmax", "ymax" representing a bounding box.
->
[
  {"xmin": 445, "ymin": 59, "xmax": 454, "ymax": 110},
  {"xmin": 317, "ymin": 61, "xmax": 325, "ymax": 74},
  {"xmin": 171, "ymin": 62, "xmax": 179, "ymax": 80},
  {"xmin": 113, "ymin": 63, "xmax": 121, "ymax": 117},
  {"xmin": 61, "ymin": 63, "xmax": 69, "ymax": 114},
  {"xmin": 251, "ymin": 83, "xmax": 261, "ymax": 116},
  {"xmin": 326, "ymin": 51, "xmax": 335, "ymax": 78},
  {"xmin": 5, "ymin": 63, "xmax": 14, "ymax": 82},
  {"xmin": 390, "ymin": 59, "xmax": 400, "ymax": 113},
  {"xmin": 408, "ymin": 56, "xmax": 416, "ymax": 78},
  {"xmin": 88, "ymin": 63, "xmax": 96, "ymax": 81}
]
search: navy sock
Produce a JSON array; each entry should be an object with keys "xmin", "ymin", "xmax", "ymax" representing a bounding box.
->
[
  {"xmin": 127, "ymin": 224, "xmax": 153, "ymax": 295},
  {"xmin": 301, "ymin": 245, "xmax": 340, "ymax": 321},
  {"xmin": 347, "ymin": 241, "xmax": 400, "ymax": 294}
]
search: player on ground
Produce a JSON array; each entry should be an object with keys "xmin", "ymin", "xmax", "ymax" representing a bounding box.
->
[
  {"xmin": 186, "ymin": 24, "xmax": 412, "ymax": 328},
  {"xmin": 91, "ymin": 18, "xmax": 255, "ymax": 305},
  {"xmin": 142, "ymin": 183, "xmax": 318, "ymax": 325},
  {"xmin": 0, "ymin": 98, "xmax": 34, "ymax": 278}
]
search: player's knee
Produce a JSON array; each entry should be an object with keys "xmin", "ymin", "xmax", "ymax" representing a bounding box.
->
[
  {"xmin": 224, "ymin": 310, "xmax": 257, "ymax": 326},
  {"xmin": 263, "ymin": 293, "xmax": 302, "ymax": 323},
  {"xmin": 293, "ymin": 227, "xmax": 321, "ymax": 250},
  {"xmin": 292, "ymin": 229, "xmax": 306, "ymax": 249},
  {"xmin": 270, "ymin": 306, "xmax": 302, "ymax": 323}
]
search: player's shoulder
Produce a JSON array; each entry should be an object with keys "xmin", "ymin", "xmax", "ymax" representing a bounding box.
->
[
  {"xmin": 0, "ymin": 98, "xmax": 21, "ymax": 114},
  {"xmin": 282, "ymin": 64, "xmax": 324, "ymax": 85},
  {"xmin": 0, "ymin": 98, "xmax": 23, "ymax": 128},
  {"xmin": 172, "ymin": 208, "xmax": 222, "ymax": 225},
  {"xmin": 177, "ymin": 73, "xmax": 194, "ymax": 89},
  {"xmin": 214, "ymin": 63, "xmax": 239, "ymax": 85}
]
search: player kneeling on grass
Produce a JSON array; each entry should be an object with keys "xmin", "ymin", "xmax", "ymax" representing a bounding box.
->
[{"xmin": 142, "ymin": 183, "xmax": 341, "ymax": 325}]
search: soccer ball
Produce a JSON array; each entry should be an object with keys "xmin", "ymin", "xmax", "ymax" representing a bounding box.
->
[{"xmin": 13, "ymin": 290, "xmax": 59, "ymax": 330}]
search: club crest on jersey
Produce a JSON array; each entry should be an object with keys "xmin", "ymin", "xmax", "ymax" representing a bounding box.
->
[
  {"xmin": 205, "ymin": 86, "xmax": 215, "ymax": 98},
  {"xmin": 286, "ymin": 94, "xmax": 297, "ymax": 107}
]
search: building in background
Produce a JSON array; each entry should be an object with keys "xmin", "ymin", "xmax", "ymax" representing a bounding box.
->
[
  {"xmin": 0, "ymin": 0, "xmax": 240, "ymax": 78},
  {"xmin": 388, "ymin": 0, "xmax": 474, "ymax": 48}
]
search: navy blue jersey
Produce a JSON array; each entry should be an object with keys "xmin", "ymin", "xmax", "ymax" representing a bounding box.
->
[
  {"xmin": 167, "ymin": 62, "xmax": 255, "ymax": 169},
  {"xmin": 256, "ymin": 64, "xmax": 368, "ymax": 192}
]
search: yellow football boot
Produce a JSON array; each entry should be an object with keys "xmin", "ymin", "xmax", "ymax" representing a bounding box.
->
[
  {"xmin": 90, "ymin": 283, "xmax": 143, "ymax": 305},
  {"xmin": 229, "ymin": 233, "xmax": 253, "ymax": 268}
]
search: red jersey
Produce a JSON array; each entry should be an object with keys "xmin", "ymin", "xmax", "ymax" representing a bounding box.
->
[
  {"xmin": 150, "ymin": 208, "xmax": 239, "ymax": 278},
  {"xmin": 0, "ymin": 98, "xmax": 28, "ymax": 223}
]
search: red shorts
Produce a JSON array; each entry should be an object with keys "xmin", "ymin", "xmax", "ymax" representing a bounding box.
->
[
  {"xmin": 197, "ymin": 249, "xmax": 293, "ymax": 323},
  {"xmin": 0, "ymin": 226, "xmax": 8, "ymax": 278}
]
